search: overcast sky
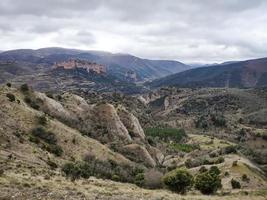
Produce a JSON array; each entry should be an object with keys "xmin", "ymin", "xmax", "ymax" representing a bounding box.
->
[{"xmin": 0, "ymin": 0, "xmax": 267, "ymax": 63}]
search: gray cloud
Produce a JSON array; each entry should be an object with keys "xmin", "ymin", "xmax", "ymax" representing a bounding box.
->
[{"xmin": 0, "ymin": 0, "xmax": 267, "ymax": 62}]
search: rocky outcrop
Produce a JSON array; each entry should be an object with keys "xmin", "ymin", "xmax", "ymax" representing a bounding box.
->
[
  {"xmin": 147, "ymin": 146, "xmax": 165, "ymax": 164},
  {"xmin": 123, "ymin": 144, "xmax": 156, "ymax": 167},
  {"xmin": 94, "ymin": 103, "xmax": 132, "ymax": 142},
  {"xmin": 117, "ymin": 106, "xmax": 146, "ymax": 141},
  {"xmin": 35, "ymin": 92, "xmax": 77, "ymax": 123},
  {"xmin": 54, "ymin": 59, "xmax": 106, "ymax": 74}
]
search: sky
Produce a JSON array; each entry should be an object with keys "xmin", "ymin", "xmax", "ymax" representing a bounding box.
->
[{"xmin": 0, "ymin": 0, "xmax": 267, "ymax": 63}]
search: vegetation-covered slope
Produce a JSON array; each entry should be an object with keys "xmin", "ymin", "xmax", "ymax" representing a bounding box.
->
[{"xmin": 147, "ymin": 57, "xmax": 267, "ymax": 88}]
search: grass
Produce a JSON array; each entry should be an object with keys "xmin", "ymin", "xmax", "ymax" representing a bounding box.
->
[
  {"xmin": 188, "ymin": 134, "xmax": 235, "ymax": 150},
  {"xmin": 169, "ymin": 143, "xmax": 198, "ymax": 153}
]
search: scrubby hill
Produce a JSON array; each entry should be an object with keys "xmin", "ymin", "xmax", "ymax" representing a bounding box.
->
[{"xmin": 142, "ymin": 87, "xmax": 267, "ymax": 173}]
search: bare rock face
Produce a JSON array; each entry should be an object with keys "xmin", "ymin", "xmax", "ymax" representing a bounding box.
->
[
  {"xmin": 117, "ymin": 106, "xmax": 146, "ymax": 141},
  {"xmin": 54, "ymin": 59, "xmax": 106, "ymax": 74},
  {"xmin": 163, "ymin": 96, "xmax": 170, "ymax": 110},
  {"xmin": 147, "ymin": 146, "xmax": 165, "ymax": 165},
  {"xmin": 94, "ymin": 103, "xmax": 132, "ymax": 142},
  {"xmin": 123, "ymin": 144, "xmax": 156, "ymax": 167}
]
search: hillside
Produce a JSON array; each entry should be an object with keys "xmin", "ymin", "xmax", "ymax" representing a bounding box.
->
[
  {"xmin": 142, "ymin": 87, "xmax": 267, "ymax": 172},
  {"xmin": 147, "ymin": 57, "xmax": 267, "ymax": 88},
  {"xmin": 0, "ymin": 83, "xmax": 267, "ymax": 199}
]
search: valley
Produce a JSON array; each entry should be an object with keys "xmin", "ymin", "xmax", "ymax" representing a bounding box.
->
[{"xmin": 1, "ymin": 0, "xmax": 267, "ymax": 199}]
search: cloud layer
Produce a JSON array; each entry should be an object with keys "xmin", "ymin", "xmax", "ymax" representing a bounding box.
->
[{"xmin": 0, "ymin": 0, "xmax": 267, "ymax": 62}]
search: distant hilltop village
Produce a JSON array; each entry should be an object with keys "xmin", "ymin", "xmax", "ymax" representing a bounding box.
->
[{"xmin": 54, "ymin": 59, "xmax": 106, "ymax": 74}]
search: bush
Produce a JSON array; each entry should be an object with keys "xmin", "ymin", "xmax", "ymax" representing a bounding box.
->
[
  {"xmin": 6, "ymin": 82, "xmax": 11, "ymax": 87},
  {"xmin": 46, "ymin": 160, "xmax": 58, "ymax": 169},
  {"xmin": 144, "ymin": 169, "xmax": 163, "ymax": 189},
  {"xmin": 24, "ymin": 97, "xmax": 40, "ymax": 110},
  {"xmin": 62, "ymin": 162, "xmax": 82, "ymax": 181},
  {"xmin": 38, "ymin": 115, "xmax": 48, "ymax": 126},
  {"xmin": 111, "ymin": 174, "xmax": 120, "ymax": 181},
  {"xmin": 211, "ymin": 114, "xmax": 226, "ymax": 127},
  {"xmin": 20, "ymin": 84, "xmax": 29, "ymax": 93},
  {"xmin": 231, "ymin": 179, "xmax": 241, "ymax": 189},
  {"xmin": 62, "ymin": 158, "xmax": 144, "ymax": 184},
  {"xmin": 162, "ymin": 169, "xmax": 193, "ymax": 194},
  {"xmin": 194, "ymin": 171, "xmax": 221, "ymax": 194},
  {"xmin": 215, "ymin": 157, "xmax": 225, "ymax": 164},
  {"xmin": 224, "ymin": 171, "xmax": 230, "ymax": 177},
  {"xmin": 232, "ymin": 161, "xmax": 238, "ymax": 167},
  {"xmin": 0, "ymin": 168, "xmax": 4, "ymax": 176},
  {"xmin": 242, "ymin": 174, "xmax": 250, "ymax": 182},
  {"xmin": 134, "ymin": 173, "xmax": 145, "ymax": 187},
  {"xmin": 224, "ymin": 145, "xmax": 237, "ymax": 154},
  {"xmin": 6, "ymin": 93, "xmax": 15, "ymax": 102},
  {"xmin": 209, "ymin": 166, "xmax": 221, "ymax": 176},
  {"xmin": 199, "ymin": 166, "xmax": 208, "ymax": 173},
  {"xmin": 30, "ymin": 127, "xmax": 63, "ymax": 156},
  {"xmin": 46, "ymin": 144, "xmax": 63, "ymax": 156},
  {"xmin": 31, "ymin": 127, "xmax": 57, "ymax": 144}
]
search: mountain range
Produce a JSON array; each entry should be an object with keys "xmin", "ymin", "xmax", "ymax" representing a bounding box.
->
[{"xmin": 0, "ymin": 47, "xmax": 189, "ymax": 81}]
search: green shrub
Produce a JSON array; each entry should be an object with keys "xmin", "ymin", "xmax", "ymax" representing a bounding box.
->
[
  {"xmin": 62, "ymin": 162, "xmax": 82, "ymax": 181},
  {"xmin": 224, "ymin": 145, "xmax": 237, "ymax": 154},
  {"xmin": 6, "ymin": 82, "xmax": 11, "ymax": 87},
  {"xmin": 232, "ymin": 161, "xmax": 238, "ymax": 167},
  {"xmin": 224, "ymin": 171, "xmax": 230, "ymax": 177},
  {"xmin": 194, "ymin": 171, "xmax": 221, "ymax": 194},
  {"xmin": 162, "ymin": 169, "xmax": 193, "ymax": 194},
  {"xmin": 46, "ymin": 144, "xmax": 63, "ymax": 156},
  {"xmin": 20, "ymin": 84, "xmax": 29, "ymax": 93},
  {"xmin": 209, "ymin": 166, "xmax": 221, "ymax": 176},
  {"xmin": 134, "ymin": 173, "xmax": 145, "ymax": 187},
  {"xmin": 6, "ymin": 93, "xmax": 15, "ymax": 102},
  {"xmin": 24, "ymin": 96, "xmax": 40, "ymax": 110},
  {"xmin": 30, "ymin": 127, "xmax": 63, "ymax": 156},
  {"xmin": 46, "ymin": 160, "xmax": 58, "ymax": 169},
  {"xmin": 38, "ymin": 115, "xmax": 48, "ymax": 126},
  {"xmin": 31, "ymin": 127, "xmax": 57, "ymax": 144},
  {"xmin": 0, "ymin": 168, "xmax": 4, "ymax": 176},
  {"xmin": 214, "ymin": 157, "xmax": 224, "ymax": 164},
  {"xmin": 199, "ymin": 166, "xmax": 208, "ymax": 173},
  {"xmin": 29, "ymin": 135, "xmax": 40, "ymax": 143},
  {"xmin": 242, "ymin": 174, "xmax": 250, "ymax": 182},
  {"xmin": 239, "ymin": 128, "xmax": 246, "ymax": 136},
  {"xmin": 211, "ymin": 114, "xmax": 226, "ymax": 127},
  {"xmin": 231, "ymin": 179, "xmax": 241, "ymax": 189},
  {"xmin": 62, "ymin": 158, "xmax": 144, "ymax": 185},
  {"xmin": 111, "ymin": 174, "xmax": 120, "ymax": 181}
]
